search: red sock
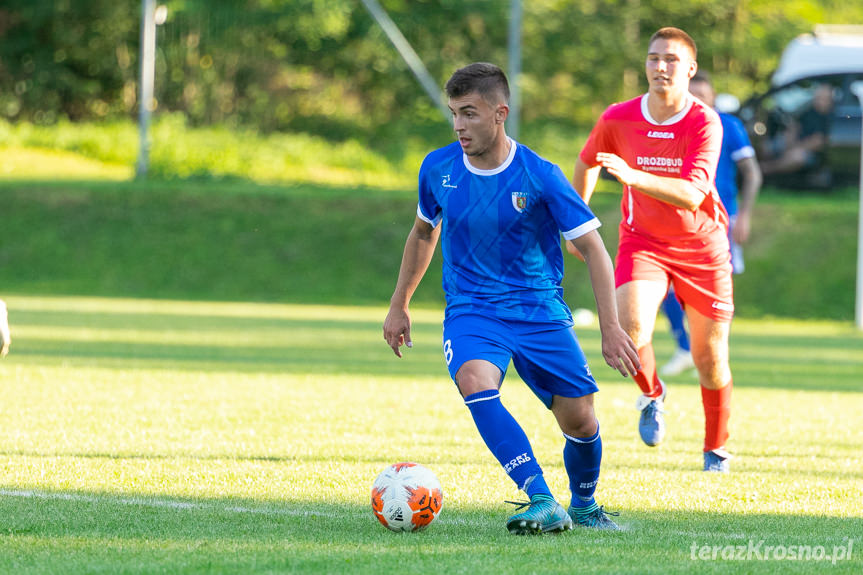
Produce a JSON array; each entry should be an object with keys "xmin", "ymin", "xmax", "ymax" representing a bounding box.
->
[
  {"xmin": 632, "ymin": 343, "xmax": 662, "ymax": 397},
  {"xmin": 702, "ymin": 382, "xmax": 732, "ymax": 452}
]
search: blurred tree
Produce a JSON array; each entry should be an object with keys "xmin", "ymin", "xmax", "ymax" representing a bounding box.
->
[
  {"xmin": 0, "ymin": 0, "xmax": 860, "ymax": 140},
  {"xmin": 0, "ymin": 0, "xmax": 138, "ymax": 123}
]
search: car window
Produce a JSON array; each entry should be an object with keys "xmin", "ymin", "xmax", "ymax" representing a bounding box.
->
[
  {"xmin": 772, "ymin": 83, "xmax": 816, "ymax": 115},
  {"xmin": 740, "ymin": 71, "xmax": 862, "ymax": 188},
  {"xmin": 749, "ymin": 78, "xmax": 840, "ymax": 136},
  {"xmin": 835, "ymin": 74, "xmax": 863, "ymax": 115}
]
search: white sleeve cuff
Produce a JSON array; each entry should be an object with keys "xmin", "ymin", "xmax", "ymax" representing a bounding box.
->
[
  {"xmin": 730, "ymin": 146, "xmax": 755, "ymax": 163},
  {"xmin": 417, "ymin": 203, "xmax": 441, "ymax": 227},
  {"xmin": 562, "ymin": 217, "xmax": 601, "ymax": 241}
]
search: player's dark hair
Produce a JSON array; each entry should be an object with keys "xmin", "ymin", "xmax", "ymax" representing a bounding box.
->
[
  {"xmin": 445, "ymin": 62, "xmax": 510, "ymax": 105},
  {"xmin": 691, "ymin": 70, "xmax": 713, "ymax": 86},
  {"xmin": 649, "ymin": 27, "xmax": 697, "ymax": 60}
]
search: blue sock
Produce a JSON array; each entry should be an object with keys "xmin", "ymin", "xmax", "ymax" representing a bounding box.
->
[
  {"xmin": 563, "ymin": 426, "xmax": 602, "ymax": 509},
  {"xmin": 464, "ymin": 390, "xmax": 549, "ymax": 496},
  {"xmin": 662, "ymin": 291, "xmax": 690, "ymax": 351}
]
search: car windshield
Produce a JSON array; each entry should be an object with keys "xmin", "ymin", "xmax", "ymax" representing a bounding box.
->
[{"xmin": 771, "ymin": 81, "xmax": 830, "ymax": 115}]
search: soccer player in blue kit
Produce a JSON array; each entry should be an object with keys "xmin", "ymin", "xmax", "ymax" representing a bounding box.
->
[
  {"xmin": 383, "ymin": 63, "xmax": 640, "ymax": 534},
  {"xmin": 658, "ymin": 71, "xmax": 761, "ymax": 377}
]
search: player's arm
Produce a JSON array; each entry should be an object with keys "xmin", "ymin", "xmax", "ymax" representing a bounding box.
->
[
  {"xmin": 565, "ymin": 157, "xmax": 603, "ymax": 259},
  {"xmin": 383, "ymin": 216, "xmax": 441, "ymax": 357},
  {"xmin": 596, "ymin": 152, "xmax": 705, "ymax": 210},
  {"xmin": 798, "ymin": 129, "xmax": 827, "ymax": 153},
  {"xmin": 733, "ymin": 156, "xmax": 762, "ymax": 244},
  {"xmin": 572, "ymin": 156, "xmax": 602, "ymax": 205},
  {"xmin": 570, "ymin": 229, "xmax": 640, "ymax": 377}
]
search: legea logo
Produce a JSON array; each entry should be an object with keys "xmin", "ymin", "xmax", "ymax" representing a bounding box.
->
[{"xmin": 647, "ymin": 130, "xmax": 674, "ymax": 139}]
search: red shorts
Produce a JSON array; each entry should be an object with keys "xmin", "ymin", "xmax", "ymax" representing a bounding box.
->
[{"xmin": 615, "ymin": 231, "xmax": 734, "ymax": 322}]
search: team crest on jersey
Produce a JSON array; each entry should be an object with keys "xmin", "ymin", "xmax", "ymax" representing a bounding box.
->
[
  {"xmin": 441, "ymin": 174, "xmax": 458, "ymax": 189},
  {"xmin": 511, "ymin": 191, "xmax": 529, "ymax": 213}
]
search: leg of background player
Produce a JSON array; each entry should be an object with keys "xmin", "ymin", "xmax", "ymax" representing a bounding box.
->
[{"xmin": 659, "ymin": 289, "xmax": 695, "ymax": 376}]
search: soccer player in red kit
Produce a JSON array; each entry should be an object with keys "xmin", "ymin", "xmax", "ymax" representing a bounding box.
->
[{"xmin": 568, "ymin": 27, "xmax": 733, "ymax": 472}]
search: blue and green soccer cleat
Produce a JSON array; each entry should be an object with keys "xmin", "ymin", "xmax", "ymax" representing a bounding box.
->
[
  {"xmin": 568, "ymin": 503, "xmax": 621, "ymax": 530},
  {"xmin": 505, "ymin": 495, "xmax": 573, "ymax": 535}
]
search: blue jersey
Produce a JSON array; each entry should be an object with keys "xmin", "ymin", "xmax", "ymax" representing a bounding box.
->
[
  {"xmin": 715, "ymin": 112, "xmax": 756, "ymax": 218},
  {"xmin": 417, "ymin": 138, "xmax": 600, "ymax": 324}
]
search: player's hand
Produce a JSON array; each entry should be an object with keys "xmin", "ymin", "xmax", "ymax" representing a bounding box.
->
[
  {"xmin": 0, "ymin": 300, "xmax": 10, "ymax": 358},
  {"xmin": 382, "ymin": 306, "xmax": 412, "ymax": 358},
  {"xmin": 732, "ymin": 212, "xmax": 751, "ymax": 244},
  {"xmin": 596, "ymin": 153, "xmax": 639, "ymax": 188},
  {"xmin": 600, "ymin": 324, "xmax": 640, "ymax": 377}
]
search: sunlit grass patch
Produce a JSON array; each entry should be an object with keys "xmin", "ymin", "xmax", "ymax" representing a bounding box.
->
[
  {"xmin": 0, "ymin": 146, "xmax": 132, "ymax": 181},
  {"xmin": 0, "ymin": 295, "xmax": 860, "ymax": 574}
]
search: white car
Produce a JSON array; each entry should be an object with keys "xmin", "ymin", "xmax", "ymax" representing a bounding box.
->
[{"xmin": 737, "ymin": 26, "xmax": 863, "ymax": 188}]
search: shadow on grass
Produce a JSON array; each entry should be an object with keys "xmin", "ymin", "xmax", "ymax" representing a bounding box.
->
[
  {"xmin": 15, "ymin": 308, "xmax": 425, "ymax": 332},
  {"xmin": 0, "ymin": 177, "xmax": 415, "ymax": 200},
  {"xmin": 6, "ymin": 302, "xmax": 863, "ymax": 392},
  {"xmin": 0, "ymin": 487, "xmax": 859, "ymax": 574},
  {"xmin": 11, "ymin": 337, "xmax": 448, "ymax": 379},
  {"xmin": 10, "ymin": 448, "xmax": 863, "ymax": 482}
]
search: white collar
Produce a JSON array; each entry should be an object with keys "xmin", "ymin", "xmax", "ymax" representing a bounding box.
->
[
  {"xmin": 463, "ymin": 137, "xmax": 517, "ymax": 176},
  {"xmin": 640, "ymin": 93, "xmax": 693, "ymax": 126}
]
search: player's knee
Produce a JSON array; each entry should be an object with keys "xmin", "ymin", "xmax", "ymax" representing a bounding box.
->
[
  {"xmin": 552, "ymin": 397, "xmax": 597, "ymax": 437},
  {"xmin": 691, "ymin": 348, "xmax": 730, "ymax": 386},
  {"xmin": 564, "ymin": 417, "xmax": 598, "ymax": 438},
  {"xmin": 455, "ymin": 368, "xmax": 498, "ymax": 398},
  {"xmin": 691, "ymin": 348, "xmax": 715, "ymax": 371},
  {"xmin": 624, "ymin": 322, "xmax": 651, "ymax": 349}
]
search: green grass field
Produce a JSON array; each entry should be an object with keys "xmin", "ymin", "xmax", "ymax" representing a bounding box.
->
[
  {"xmin": 0, "ymin": 295, "xmax": 860, "ymax": 574},
  {"xmin": 0, "ymin": 177, "xmax": 857, "ymax": 320}
]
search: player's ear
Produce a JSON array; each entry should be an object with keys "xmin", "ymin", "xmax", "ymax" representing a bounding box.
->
[
  {"xmin": 495, "ymin": 104, "xmax": 509, "ymax": 124},
  {"xmin": 688, "ymin": 60, "xmax": 698, "ymax": 79}
]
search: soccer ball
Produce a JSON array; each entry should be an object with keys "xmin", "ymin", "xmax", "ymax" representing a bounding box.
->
[{"xmin": 370, "ymin": 462, "xmax": 443, "ymax": 532}]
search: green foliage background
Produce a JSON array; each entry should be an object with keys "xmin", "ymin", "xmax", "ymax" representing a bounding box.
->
[
  {"xmin": 0, "ymin": 2, "xmax": 860, "ymax": 322},
  {"xmin": 2, "ymin": 0, "xmax": 862, "ymax": 141}
]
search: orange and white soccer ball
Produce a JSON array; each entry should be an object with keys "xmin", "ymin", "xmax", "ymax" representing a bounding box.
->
[{"xmin": 370, "ymin": 462, "xmax": 444, "ymax": 532}]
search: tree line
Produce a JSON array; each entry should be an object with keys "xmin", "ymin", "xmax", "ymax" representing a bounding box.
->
[{"xmin": 0, "ymin": 0, "xmax": 856, "ymax": 140}]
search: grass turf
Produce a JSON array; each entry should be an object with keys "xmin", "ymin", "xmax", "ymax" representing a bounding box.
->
[
  {"xmin": 0, "ymin": 179, "xmax": 858, "ymax": 321},
  {"xmin": 0, "ymin": 295, "xmax": 860, "ymax": 574}
]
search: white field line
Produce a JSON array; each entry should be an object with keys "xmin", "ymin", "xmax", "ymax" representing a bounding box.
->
[
  {"xmin": 0, "ymin": 488, "xmax": 338, "ymax": 518},
  {"xmin": 0, "ymin": 488, "xmax": 491, "ymax": 527},
  {"xmin": 3, "ymin": 489, "xmax": 778, "ymax": 535}
]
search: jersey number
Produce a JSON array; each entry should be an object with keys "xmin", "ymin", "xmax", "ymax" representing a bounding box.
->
[{"xmin": 443, "ymin": 339, "xmax": 453, "ymax": 365}]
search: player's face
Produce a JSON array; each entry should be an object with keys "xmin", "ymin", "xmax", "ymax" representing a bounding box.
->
[
  {"xmin": 448, "ymin": 91, "xmax": 507, "ymax": 158},
  {"xmin": 645, "ymin": 38, "xmax": 696, "ymax": 97}
]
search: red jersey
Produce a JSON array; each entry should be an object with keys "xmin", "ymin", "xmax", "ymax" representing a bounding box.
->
[{"xmin": 580, "ymin": 94, "xmax": 726, "ymax": 243}]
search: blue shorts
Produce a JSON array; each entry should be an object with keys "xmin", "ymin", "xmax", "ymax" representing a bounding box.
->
[
  {"xmin": 728, "ymin": 216, "xmax": 745, "ymax": 275},
  {"xmin": 441, "ymin": 313, "xmax": 599, "ymax": 408}
]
